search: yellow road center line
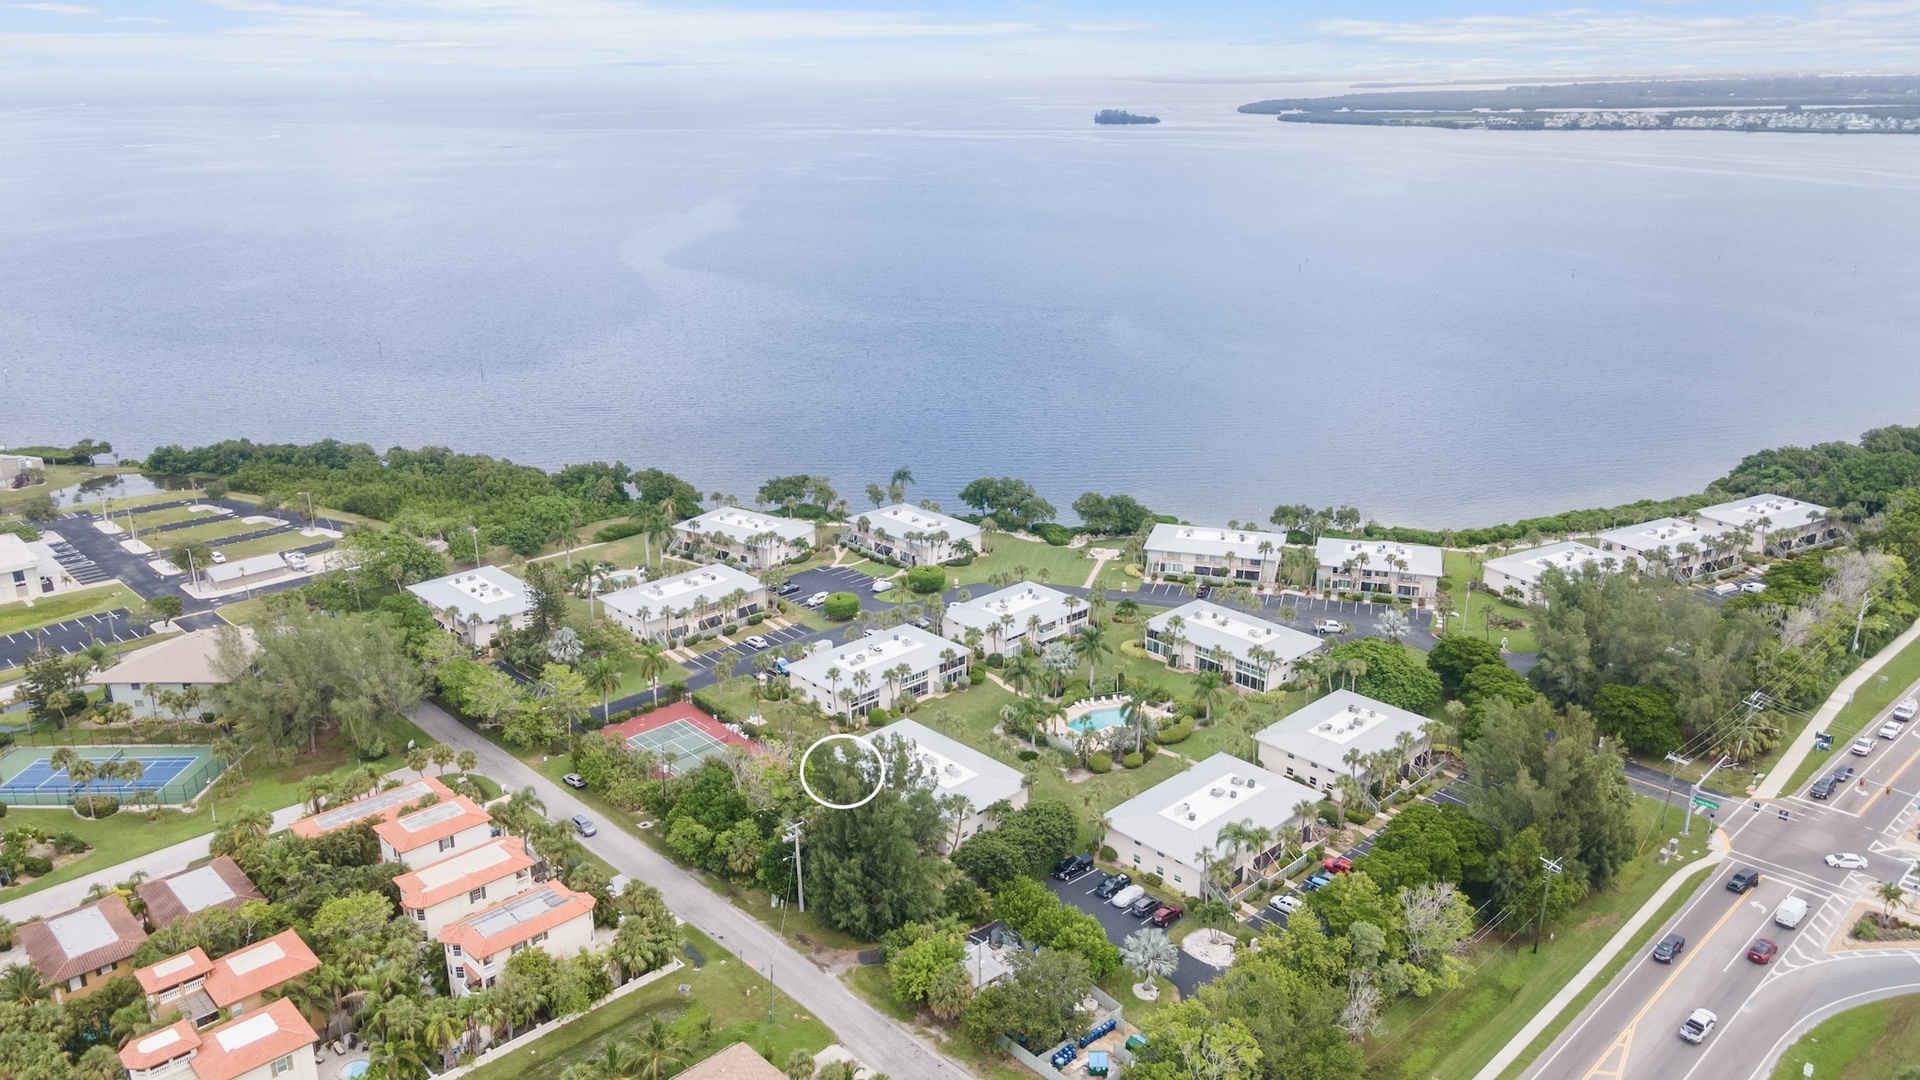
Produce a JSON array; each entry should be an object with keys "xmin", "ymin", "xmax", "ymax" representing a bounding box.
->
[{"xmin": 1579, "ymin": 882, "xmax": 1750, "ymax": 1079}]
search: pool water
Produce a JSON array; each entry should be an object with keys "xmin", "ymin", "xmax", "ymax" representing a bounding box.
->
[
  {"xmin": 341, "ymin": 1062, "xmax": 370, "ymax": 1080},
  {"xmin": 1069, "ymin": 707, "xmax": 1128, "ymax": 734}
]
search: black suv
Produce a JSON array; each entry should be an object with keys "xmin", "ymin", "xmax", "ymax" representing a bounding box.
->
[
  {"xmin": 1052, "ymin": 854, "xmax": 1094, "ymax": 880},
  {"xmin": 1651, "ymin": 933, "xmax": 1686, "ymax": 963},
  {"xmin": 1127, "ymin": 894, "xmax": 1164, "ymax": 917},
  {"xmin": 1810, "ymin": 775, "xmax": 1836, "ymax": 799},
  {"xmin": 1727, "ymin": 867, "xmax": 1762, "ymax": 893},
  {"xmin": 1095, "ymin": 873, "xmax": 1132, "ymax": 899}
]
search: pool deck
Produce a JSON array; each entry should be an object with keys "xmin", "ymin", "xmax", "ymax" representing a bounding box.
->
[{"xmin": 1054, "ymin": 696, "xmax": 1168, "ymax": 738}]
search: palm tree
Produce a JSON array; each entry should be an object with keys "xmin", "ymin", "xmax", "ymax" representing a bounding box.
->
[
  {"xmin": 1192, "ymin": 669, "xmax": 1227, "ymax": 722},
  {"xmin": 1118, "ymin": 927, "xmax": 1180, "ymax": 995},
  {"xmin": 634, "ymin": 644, "xmax": 671, "ymax": 706},
  {"xmin": 69, "ymin": 759, "xmax": 99, "ymax": 817},
  {"xmin": 0, "ymin": 963, "xmax": 48, "ymax": 1005},
  {"xmin": 1294, "ymin": 797, "xmax": 1322, "ymax": 844},
  {"xmin": 581, "ymin": 656, "xmax": 623, "ymax": 722},
  {"xmin": 49, "ymin": 747, "xmax": 79, "ymax": 806},
  {"xmin": 1072, "ymin": 623, "xmax": 1113, "ymax": 688},
  {"xmin": 783, "ymin": 1050, "xmax": 817, "ymax": 1080},
  {"xmin": 1879, "ymin": 881, "xmax": 1909, "ymax": 920},
  {"xmin": 632, "ymin": 1017, "xmax": 687, "ymax": 1080},
  {"xmin": 547, "ymin": 626, "xmax": 584, "ymax": 666}
]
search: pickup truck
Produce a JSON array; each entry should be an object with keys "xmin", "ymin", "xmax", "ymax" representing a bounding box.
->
[
  {"xmin": 1679, "ymin": 1008, "xmax": 1717, "ymax": 1044},
  {"xmin": 1314, "ymin": 619, "xmax": 1345, "ymax": 635}
]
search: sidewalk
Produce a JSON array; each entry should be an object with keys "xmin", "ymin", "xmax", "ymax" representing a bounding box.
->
[
  {"xmin": 1471, "ymin": 830, "xmax": 1728, "ymax": 1080},
  {"xmin": 1756, "ymin": 617, "xmax": 1920, "ymax": 799}
]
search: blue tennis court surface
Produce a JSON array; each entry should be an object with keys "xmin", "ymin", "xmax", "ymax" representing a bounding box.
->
[{"xmin": 0, "ymin": 747, "xmax": 216, "ymax": 802}]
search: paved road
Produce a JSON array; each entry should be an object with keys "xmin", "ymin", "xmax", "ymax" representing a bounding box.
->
[
  {"xmin": 409, "ymin": 700, "xmax": 977, "ymax": 1079},
  {"xmin": 1519, "ymin": 671, "xmax": 1920, "ymax": 1080}
]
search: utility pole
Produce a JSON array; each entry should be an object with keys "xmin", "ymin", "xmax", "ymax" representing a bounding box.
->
[
  {"xmin": 1684, "ymin": 755, "xmax": 1733, "ymax": 838},
  {"xmin": 784, "ymin": 818, "xmax": 807, "ymax": 913},
  {"xmin": 1533, "ymin": 855, "xmax": 1564, "ymax": 954},
  {"xmin": 1659, "ymin": 751, "xmax": 1691, "ymax": 835}
]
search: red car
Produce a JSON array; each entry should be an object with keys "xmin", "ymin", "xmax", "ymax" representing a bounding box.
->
[
  {"xmin": 1747, "ymin": 939, "xmax": 1779, "ymax": 964},
  {"xmin": 1150, "ymin": 905, "xmax": 1184, "ymax": 928},
  {"xmin": 1323, "ymin": 856, "xmax": 1354, "ymax": 875}
]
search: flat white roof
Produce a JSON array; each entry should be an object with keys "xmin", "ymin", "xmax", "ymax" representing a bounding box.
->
[
  {"xmin": 1147, "ymin": 600, "xmax": 1322, "ymax": 664},
  {"xmin": 463, "ymin": 884, "xmax": 574, "ymax": 939},
  {"xmin": 944, "ymin": 582, "xmax": 1077, "ymax": 635},
  {"xmin": 876, "ymin": 718, "xmax": 1024, "ymax": 812},
  {"xmin": 222, "ymin": 940, "xmax": 285, "ymax": 977},
  {"xmin": 0, "ymin": 533, "xmax": 37, "ymax": 574},
  {"xmin": 1315, "ymin": 537, "xmax": 1445, "ymax": 579},
  {"xmin": 1256, "ymin": 690, "xmax": 1430, "ymax": 766},
  {"xmin": 213, "ymin": 1011, "xmax": 279, "ymax": 1051},
  {"xmin": 407, "ymin": 565, "xmax": 533, "ymax": 623},
  {"xmin": 674, "ymin": 508, "xmax": 815, "ymax": 545},
  {"xmin": 152, "ymin": 953, "xmax": 200, "ymax": 978},
  {"xmin": 1696, "ymin": 494, "xmax": 1830, "ymax": 531},
  {"xmin": 166, "ymin": 865, "xmax": 237, "ymax": 913},
  {"xmin": 48, "ymin": 906, "xmax": 117, "ymax": 959},
  {"xmin": 1482, "ymin": 541, "xmax": 1612, "ymax": 586},
  {"xmin": 1105, "ymin": 753, "xmax": 1321, "ymax": 872},
  {"xmin": 1596, "ymin": 517, "xmax": 1720, "ymax": 553},
  {"xmin": 788, "ymin": 624, "xmax": 963, "ymax": 683},
  {"xmin": 860, "ymin": 504, "xmax": 981, "ymax": 542},
  {"xmin": 397, "ymin": 800, "xmax": 470, "ymax": 833},
  {"xmin": 601, "ymin": 563, "xmax": 763, "ymax": 616},
  {"xmin": 1145, "ymin": 523, "xmax": 1287, "ymax": 561},
  {"xmin": 413, "ymin": 839, "xmax": 517, "ymax": 890},
  {"xmin": 136, "ymin": 1028, "xmax": 186, "ymax": 1055}
]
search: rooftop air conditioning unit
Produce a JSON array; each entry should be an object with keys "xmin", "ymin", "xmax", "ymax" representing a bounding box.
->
[
  {"xmin": 1178, "ymin": 803, "xmax": 1190, "ymax": 814},
  {"xmin": 1210, "ymin": 788, "xmax": 1224, "ymax": 798},
  {"xmin": 1187, "ymin": 812, "xmax": 1197, "ymax": 821},
  {"xmin": 1230, "ymin": 776, "xmax": 1243, "ymax": 786},
  {"xmin": 1229, "ymin": 790, "xmax": 1238, "ymax": 799},
  {"xmin": 1246, "ymin": 779, "xmax": 1257, "ymax": 790}
]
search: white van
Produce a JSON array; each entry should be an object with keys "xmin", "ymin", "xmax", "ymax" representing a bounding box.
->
[
  {"xmin": 1109, "ymin": 884, "xmax": 1145, "ymax": 909},
  {"xmin": 1774, "ymin": 896, "xmax": 1808, "ymax": 929}
]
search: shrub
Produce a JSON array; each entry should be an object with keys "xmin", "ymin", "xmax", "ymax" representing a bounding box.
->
[
  {"xmin": 51, "ymin": 833, "xmax": 87, "ymax": 854},
  {"xmin": 1345, "ymin": 806, "xmax": 1372, "ymax": 825},
  {"xmin": 1124, "ymin": 564, "xmax": 1143, "ymax": 578},
  {"xmin": 720, "ymin": 624, "xmax": 738, "ymax": 636},
  {"xmin": 1058, "ymin": 679, "xmax": 1089, "ymax": 703},
  {"xmin": 1123, "ymin": 752, "xmax": 1144, "ymax": 769},
  {"xmin": 945, "ymin": 554, "xmax": 974, "ymax": 566},
  {"xmin": 969, "ymin": 669, "xmax": 986, "ymax": 685},
  {"xmin": 822, "ymin": 592, "xmax": 860, "ymax": 620},
  {"xmin": 74, "ymin": 797, "xmax": 118, "ymax": 818},
  {"xmin": 1089, "ymin": 751, "xmax": 1113, "ymax": 774},
  {"xmin": 746, "ymin": 613, "xmax": 765, "ymax": 626},
  {"xmin": 1034, "ymin": 523, "xmax": 1074, "ymax": 546},
  {"xmin": 1139, "ymin": 741, "xmax": 1158, "ymax": 762},
  {"xmin": 867, "ymin": 707, "xmax": 891, "ymax": 726},
  {"xmin": 1100, "ymin": 845, "xmax": 1117, "ymax": 862},
  {"xmin": 593, "ymin": 521, "xmax": 645, "ymax": 543},
  {"xmin": 1156, "ymin": 720, "xmax": 1194, "ymax": 745},
  {"xmin": 986, "ymin": 653, "xmax": 1005, "ymax": 668},
  {"xmin": 906, "ymin": 565, "xmax": 947, "ymax": 594},
  {"xmin": 0, "ymin": 801, "xmax": 7, "ymax": 820},
  {"xmin": 1141, "ymin": 873, "xmax": 1163, "ymax": 889},
  {"xmin": 1017, "ymin": 749, "xmax": 1040, "ymax": 762},
  {"xmin": 20, "ymin": 856, "xmax": 52, "ymax": 876},
  {"xmin": 0, "ymin": 918, "xmax": 13, "ymax": 951}
]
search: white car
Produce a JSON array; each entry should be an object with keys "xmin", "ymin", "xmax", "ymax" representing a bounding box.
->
[
  {"xmin": 284, "ymin": 551, "xmax": 308, "ymax": 570},
  {"xmin": 1851, "ymin": 736, "xmax": 1876, "ymax": 756},
  {"xmin": 209, "ymin": 551, "xmax": 227, "ymax": 564},
  {"xmin": 1825, "ymin": 852, "xmax": 1869, "ymax": 869},
  {"xmin": 804, "ymin": 591, "xmax": 831, "ymax": 608},
  {"xmin": 1268, "ymin": 893, "xmax": 1304, "ymax": 915},
  {"xmin": 1109, "ymin": 884, "xmax": 1145, "ymax": 909},
  {"xmin": 1679, "ymin": 1008, "xmax": 1717, "ymax": 1044},
  {"xmin": 1742, "ymin": 581, "xmax": 1768, "ymax": 594},
  {"xmin": 871, "ymin": 578, "xmax": 894, "ymax": 593},
  {"xmin": 743, "ymin": 635, "xmax": 771, "ymax": 650},
  {"xmin": 1882, "ymin": 720, "xmax": 1903, "ymax": 739},
  {"xmin": 1896, "ymin": 698, "xmax": 1918, "ymax": 722},
  {"xmin": 1314, "ymin": 619, "xmax": 1345, "ymax": 635}
]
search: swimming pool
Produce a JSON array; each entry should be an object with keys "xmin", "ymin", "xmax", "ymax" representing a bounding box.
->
[{"xmin": 1068, "ymin": 707, "xmax": 1128, "ymax": 734}]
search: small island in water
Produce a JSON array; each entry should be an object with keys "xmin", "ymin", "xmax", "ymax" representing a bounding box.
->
[{"xmin": 1094, "ymin": 110, "xmax": 1160, "ymax": 125}]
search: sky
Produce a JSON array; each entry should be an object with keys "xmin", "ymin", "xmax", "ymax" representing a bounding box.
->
[{"xmin": 0, "ymin": 0, "xmax": 1916, "ymax": 85}]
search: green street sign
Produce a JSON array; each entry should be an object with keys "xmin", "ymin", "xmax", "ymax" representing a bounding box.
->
[{"xmin": 1693, "ymin": 796, "xmax": 1721, "ymax": 811}]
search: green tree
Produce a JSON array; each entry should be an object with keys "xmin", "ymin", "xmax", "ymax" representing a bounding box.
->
[
  {"xmin": 1327, "ymin": 638, "xmax": 1444, "ymax": 714},
  {"xmin": 887, "ymin": 924, "xmax": 966, "ymax": 1003},
  {"xmin": 1464, "ymin": 696, "xmax": 1635, "ymax": 890},
  {"xmin": 216, "ymin": 610, "xmax": 422, "ymax": 756},
  {"xmin": 1591, "ymin": 683, "xmax": 1682, "ymax": 755},
  {"xmin": 962, "ymin": 948, "xmax": 1093, "ymax": 1045},
  {"xmin": 956, "ymin": 477, "xmax": 1056, "ymax": 531},
  {"xmin": 1132, "ymin": 1000, "xmax": 1263, "ymax": 1080},
  {"xmin": 1427, "ymin": 635, "xmax": 1504, "ymax": 697},
  {"xmin": 802, "ymin": 735, "xmax": 947, "ymax": 939},
  {"xmin": 609, "ymin": 884, "xmax": 680, "ymax": 980}
]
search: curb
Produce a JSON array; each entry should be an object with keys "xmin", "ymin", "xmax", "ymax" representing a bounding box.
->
[
  {"xmin": 1756, "ymin": 618, "xmax": 1920, "ymax": 799},
  {"xmin": 1472, "ymin": 831, "xmax": 1728, "ymax": 1080}
]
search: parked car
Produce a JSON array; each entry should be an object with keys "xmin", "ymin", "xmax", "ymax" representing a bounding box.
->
[
  {"xmin": 914, "ymin": 616, "xmax": 932, "ymax": 630},
  {"xmin": 1095, "ymin": 873, "xmax": 1132, "ymax": 899},
  {"xmin": 1710, "ymin": 582, "xmax": 1740, "ymax": 597},
  {"xmin": 1742, "ymin": 581, "xmax": 1768, "ymax": 594},
  {"xmin": 743, "ymin": 635, "xmax": 771, "ymax": 650},
  {"xmin": 561, "ymin": 773, "xmax": 587, "ymax": 789},
  {"xmin": 1149, "ymin": 905, "xmax": 1184, "ymax": 928},
  {"xmin": 1896, "ymin": 697, "xmax": 1919, "ymax": 721},
  {"xmin": 871, "ymin": 578, "xmax": 894, "ymax": 593},
  {"xmin": 1127, "ymin": 894, "xmax": 1164, "ymax": 917},
  {"xmin": 209, "ymin": 550, "xmax": 227, "ymax": 564},
  {"xmin": 1747, "ymin": 939, "xmax": 1779, "ymax": 964},
  {"xmin": 1323, "ymin": 855, "xmax": 1354, "ymax": 875},
  {"xmin": 1651, "ymin": 933, "xmax": 1685, "ymax": 964},
  {"xmin": 1314, "ymin": 619, "xmax": 1344, "ymax": 635},
  {"xmin": 1303, "ymin": 872, "xmax": 1332, "ymax": 892},
  {"xmin": 1727, "ymin": 867, "xmax": 1762, "ymax": 893},
  {"xmin": 804, "ymin": 592, "xmax": 831, "ymax": 608},
  {"xmin": 1108, "ymin": 884, "xmax": 1146, "ymax": 909},
  {"xmin": 571, "ymin": 815, "xmax": 597, "ymax": 837},
  {"xmin": 1851, "ymin": 736, "xmax": 1876, "ymax": 756},
  {"xmin": 777, "ymin": 583, "xmax": 801, "ymax": 596},
  {"xmin": 284, "ymin": 551, "xmax": 309, "ymax": 570},
  {"xmin": 1194, "ymin": 585, "xmax": 1211, "ymax": 599},
  {"xmin": 1053, "ymin": 853, "xmax": 1094, "ymax": 880},
  {"xmin": 1774, "ymin": 896, "xmax": 1809, "ymax": 929},
  {"xmin": 1679, "ymin": 1008, "xmax": 1718, "ymax": 1044},
  {"xmin": 1268, "ymin": 893, "xmax": 1304, "ymax": 915},
  {"xmin": 1825, "ymin": 852, "xmax": 1869, "ymax": 869}
]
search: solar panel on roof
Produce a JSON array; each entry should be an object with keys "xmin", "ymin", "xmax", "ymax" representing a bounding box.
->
[
  {"xmin": 466, "ymin": 887, "xmax": 570, "ymax": 937},
  {"xmin": 398, "ymin": 800, "xmax": 469, "ymax": 832},
  {"xmin": 311, "ymin": 781, "xmax": 431, "ymax": 829}
]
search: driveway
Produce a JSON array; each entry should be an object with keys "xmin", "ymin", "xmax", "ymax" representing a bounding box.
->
[
  {"xmin": 1043, "ymin": 871, "xmax": 1219, "ymax": 998},
  {"xmin": 408, "ymin": 701, "xmax": 976, "ymax": 1080}
]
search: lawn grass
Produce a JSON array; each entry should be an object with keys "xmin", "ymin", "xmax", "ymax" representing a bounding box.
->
[
  {"xmin": 138, "ymin": 517, "xmax": 267, "ymax": 548},
  {"xmin": 212, "ymin": 529, "xmax": 324, "ymax": 562},
  {"xmin": 0, "ymin": 715, "xmax": 428, "ymax": 904},
  {"xmin": 1779, "ymin": 630, "xmax": 1920, "ymax": 795},
  {"xmin": 460, "ymin": 926, "xmax": 836, "ymax": 1080},
  {"xmin": 127, "ymin": 503, "xmax": 229, "ymax": 529},
  {"xmin": 0, "ymin": 583, "xmax": 142, "ymax": 636},
  {"xmin": 1368, "ymin": 796, "xmax": 1706, "ymax": 1080},
  {"xmin": 1441, "ymin": 550, "xmax": 1539, "ymax": 653},
  {"xmin": 1769, "ymin": 994, "xmax": 1920, "ymax": 1080},
  {"xmin": 951, "ymin": 538, "xmax": 1095, "ymax": 590}
]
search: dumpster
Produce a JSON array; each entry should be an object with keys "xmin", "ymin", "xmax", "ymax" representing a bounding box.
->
[{"xmin": 1086, "ymin": 1050, "xmax": 1110, "ymax": 1076}]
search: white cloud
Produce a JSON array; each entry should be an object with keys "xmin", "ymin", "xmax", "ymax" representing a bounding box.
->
[{"xmin": 10, "ymin": 2, "xmax": 102, "ymax": 14}]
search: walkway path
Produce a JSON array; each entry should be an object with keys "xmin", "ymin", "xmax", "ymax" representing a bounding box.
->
[
  {"xmin": 1756, "ymin": 617, "xmax": 1920, "ymax": 798},
  {"xmin": 407, "ymin": 701, "xmax": 976, "ymax": 1080}
]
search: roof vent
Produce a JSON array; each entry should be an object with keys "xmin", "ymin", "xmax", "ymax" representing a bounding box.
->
[
  {"xmin": 1229, "ymin": 789, "xmax": 1238, "ymax": 799},
  {"xmin": 1187, "ymin": 812, "xmax": 1197, "ymax": 822},
  {"xmin": 1246, "ymin": 778, "xmax": 1257, "ymax": 790},
  {"xmin": 1209, "ymin": 787, "xmax": 1224, "ymax": 798}
]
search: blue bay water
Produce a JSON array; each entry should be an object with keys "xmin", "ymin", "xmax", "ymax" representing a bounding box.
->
[{"xmin": 3, "ymin": 80, "xmax": 1918, "ymax": 527}]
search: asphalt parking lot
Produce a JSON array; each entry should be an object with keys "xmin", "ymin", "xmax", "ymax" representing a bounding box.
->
[
  {"xmin": 680, "ymin": 622, "xmax": 817, "ymax": 671},
  {"xmin": 1044, "ymin": 868, "xmax": 1220, "ymax": 998},
  {"xmin": 42, "ymin": 536, "xmax": 111, "ymax": 586},
  {"xmin": 0, "ymin": 609, "xmax": 153, "ymax": 670},
  {"xmin": 784, "ymin": 565, "xmax": 900, "ymax": 613}
]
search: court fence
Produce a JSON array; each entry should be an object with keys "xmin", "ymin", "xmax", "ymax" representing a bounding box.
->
[{"xmin": 0, "ymin": 745, "xmax": 225, "ymax": 807}]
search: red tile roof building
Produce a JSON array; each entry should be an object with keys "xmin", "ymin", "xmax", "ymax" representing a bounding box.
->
[
  {"xmin": 287, "ymin": 776, "xmax": 455, "ymax": 839},
  {"xmin": 138, "ymin": 856, "xmax": 266, "ymax": 929},
  {"xmin": 440, "ymin": 882, "xmax": 595, "ymax": 996},
  {"xmin": 16, "ymin": 894, "xmax": 149, "ymax": 1001},
  {"xmin": 120, "ymin": 998, "xmax": 320, "ymax": 1080}
]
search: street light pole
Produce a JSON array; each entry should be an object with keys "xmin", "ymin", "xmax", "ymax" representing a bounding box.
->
[
  {"xmin": 1533, "ymin": 855, "xmax": 1564, "ymax": 954},
  {"xmin": 1683, "ymin": 755, "xmax": 1733, "ymax": 838},
  {"xmin": 784, "ymin": 819, "xmax": 807, "ymax": 913}
]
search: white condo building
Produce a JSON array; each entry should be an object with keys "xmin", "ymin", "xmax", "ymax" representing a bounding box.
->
[
  {"xmin": 406, "ymin": 566, "xmax": 534, "ymax": 649},
  {"xmin": 1314, "ymin": 538, "xmax": 1445, "ymax": 602},
  {"xmin": 1254, "ymin": 690, "xmax": 1432, "ymax": 794},
  {"xmin": 941, "ymin": 582, "xmax": 1086, "ymax": 654},
  {"xmin": 673, "ymin": 508, "xmax": 817, "ymax": 569},
  {"xmin": 876, "ymin": 718, "xmax": 1028, "ymax": 850},
  {"xmin": 787, "ymin": 625, "xmax": 970, "ymax": 718},
  {"xmin": 1143, "ymin": 524, "xmax": 1287, "ymax": 584},
  {"xmin": 600, "ymin": 563, "xmax": 767, "ymax": 642},
  {"xmin": 1105, "ymin": 753, "xmax": 1323, "ymax": 895},
  {"xmin": 1595, "ymin": 518, "xmax": 1738, "ymax": 579},
  {"xmin": 1, "ymin": 531, "xmax": 79, "ymax": 603},
  {"xmin": 1144, "ymin": 600, "xmax": 1322, "ymax": 692},
  {"xmin": 442, "ymin": 883, "xmax": 596, "ymax": 997},
  {"xmin": 1694, "ymin": 494, "xmax": 1838, "ymax": 554},
  {"xmin": 1480, "ymin": 541, "xmax": 1613, "ymax": 602},
  {"xmin": 843, "ymin": 504, "xmax": 981, "ymax": 566}
]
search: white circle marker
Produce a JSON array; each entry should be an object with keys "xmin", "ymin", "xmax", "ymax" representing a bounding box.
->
[{"xmin": 799, "ymin": 733, "xmax": 888, "ymax": 810}]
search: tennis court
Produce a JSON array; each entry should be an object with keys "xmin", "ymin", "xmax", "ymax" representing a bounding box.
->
[
  {"xmin": 603, "ymin": 703, "xmax": 754, "ymax": 776},
  {"xmin": 0, "ymin": 745, "xmax": 222, "ymax": 805}
]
